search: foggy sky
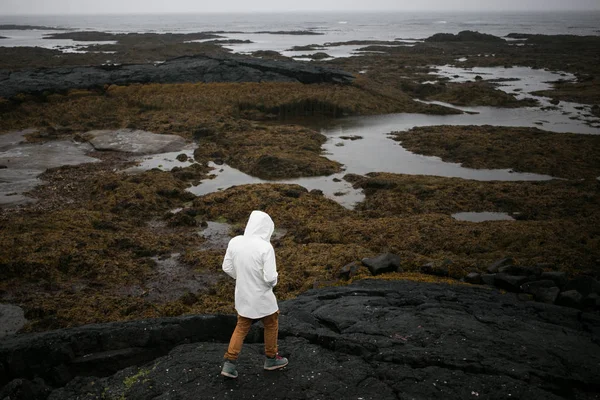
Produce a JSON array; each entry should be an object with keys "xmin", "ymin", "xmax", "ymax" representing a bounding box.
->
[{"xmin": 1, "ymin": 0, "xmax": 599, "ymax": 15}]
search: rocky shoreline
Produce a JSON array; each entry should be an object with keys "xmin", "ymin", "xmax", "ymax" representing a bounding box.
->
[
  {"xmin": 1, "ymin": 280, "xmax": 599, "ymax": 399},
  {"xmin": 0, "ymin": 28, "xmax": 599, "ymax": 400},
  {"xmin": 0, "ymin": 54, "xmax": 354, "ymax": 99}
]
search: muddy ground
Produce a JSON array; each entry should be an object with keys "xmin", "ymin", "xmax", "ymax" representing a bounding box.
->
[{"xmin": 0, "ymin": 30, "xmax": 599, "ymax": 332}]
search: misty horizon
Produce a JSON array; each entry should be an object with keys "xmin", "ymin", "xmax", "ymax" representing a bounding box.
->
[
  {"xmin": 3, "ymin": 9, "xmax": 600, "ymax": 16},
  {"xmin": 1, "ymin": 0, "xmax": 599, "ymax": 16}
]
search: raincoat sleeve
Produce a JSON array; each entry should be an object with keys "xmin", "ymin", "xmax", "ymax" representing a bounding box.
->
[
  {"xmin": 262, "ymin": 245, "xmax": 278, "ymax": 288},
  {"xmin": 222, "ymin": 245, "xmax": 236, "ymax": 279}
]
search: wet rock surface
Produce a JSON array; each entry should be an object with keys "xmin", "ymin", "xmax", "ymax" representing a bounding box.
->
[
  {"xmin": 86, "ymin": 129, "xmax": 188, "ymax": 154},
  {"xmin": 0, "ymin": 129, "xmax": 195, "ymax": 207},
  {"xmin": 0, "ymin": 54, "xmax": 354, "ymax": 98},
  {"xmin": 2, "ymin": 280, "xmax": 599, "ymax": 399},
  {"xmin": 0, "ymin": 131, "xmax": 99, "ymax": 207},
  {"xmin": 0, "ymin": 304, "xmax": 27, "ymax": 338}
]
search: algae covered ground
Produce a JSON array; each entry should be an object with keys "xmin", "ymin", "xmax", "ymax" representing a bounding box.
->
[{"xmin": 1, "ymin": 30, "xmax": 599, "ymax": 332}]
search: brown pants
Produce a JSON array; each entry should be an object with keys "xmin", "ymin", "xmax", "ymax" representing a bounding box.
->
[{"xmin": 224, "ymin": 311, "xmax": 279, "ymax": 361}]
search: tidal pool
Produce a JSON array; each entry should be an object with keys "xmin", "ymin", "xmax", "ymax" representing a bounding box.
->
[
  {"xmin": 125, "ymin": 146, "xmax": 197, "ymax": 172},
  {"xmin": 187, "ymin": 63, "xmax": 600, "ymax": 209}
]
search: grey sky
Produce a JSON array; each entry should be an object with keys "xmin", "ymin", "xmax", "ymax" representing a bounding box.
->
[{"xmin": 1, "ymin": 0, "xmax": 599, "ymax": 15}]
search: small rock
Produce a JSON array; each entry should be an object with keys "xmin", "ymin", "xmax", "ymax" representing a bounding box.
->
[
  {"xmin": 361, "ymin": 253, "xmax": 402, "ymax": 276},
  {"xmin": 520, "ymin": 280, "xmax": 557, "ymax": 294},
  {"xmin": 337, "ymin": 262, "xmax": 362, "ymax": 281},
  {"xmin": 282, "ymin": 188, "xmax": 306, "ymax": 198},
  {"xmin": 0, "ymin": 304, "xmax": 27, "ymax": 337},
  {"xmin": 563, "ymin": 276, "xmax": 600, "ymax": 297},
  {"xmin": 518, "ymin": 293, "xmax": 534, "ymax": 302},
  {"xmin": 176, "ymin": 153, "xmax": 188, "ymax": 162},
  {"xmin": 465, "ymin": 272, "xmax": 483, "ymax": 285},
  {"xmin": 481, "ymin": 274, "xmax": 496, "ymax": 286},
  {"xmin": 540, "ymin": 271, "xmax": 568, "ymax": 289},
  {"xmin": 310, "ymin": 189, "xmax": 324, "ymax": 196},
  {"xmin": 420, "ymin": 262, "xmax": 449, "ymax": 277},
  {"xmin": 494, "ymin": 274, "xmax": 529, "ymax": 292},
  {"xmin": 582, "ymin": 293, "xmax": 600, "ymax": 309},
  {"xmin": 420, "ymin": 262, "xmax": 434, "ymax": 275},
  {"xmin": 556, "ymin": 290, "xmax": 583, "ymax": 309},
  {"xmin": 0, "ymin": 378, "xmax": 52, "ymax": 400},
  {"xmin": 533, "ymin": 287, "xmax": 560, "ymax": 304},
  {"xmin": 487, "ymin": 257, "xmax": 513, "ymax": 273},
  {"xmin": 498, "ymin": 265, "xmax": 542, "ymax": 277}
]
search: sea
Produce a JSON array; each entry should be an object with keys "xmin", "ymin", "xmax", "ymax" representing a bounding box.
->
[{"xmin": 1, "ymin": 11, "xmax": 599, "ymax": 55}]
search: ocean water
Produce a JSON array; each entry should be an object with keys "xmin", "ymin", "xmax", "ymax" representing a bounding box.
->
[
  {"xmin": 1, "ymin": 11, "xmax": 599, "ymax": 54},
  {"xmin": 1, "ymin": 11, "xmax": 600, "ymax": 37}
]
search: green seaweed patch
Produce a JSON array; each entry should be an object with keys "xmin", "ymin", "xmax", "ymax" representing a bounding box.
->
[
  {"xmin": 392, "ymin": 125, "xmax": 600, "ymax": 179},
  {"xmin": 427, "ymin": 82, "xmax": 539, "ymax": 107},
  {"xmin": 193, "ymin": 124, "xmax": 342, "ymax": 179},
  {"xmin": 532, "ymin": 77, "xmax": 600, "ymax": 107}
]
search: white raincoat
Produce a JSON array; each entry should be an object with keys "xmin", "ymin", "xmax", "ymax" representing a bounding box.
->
[{"xmin": 222, "ymin": 210, "xmax": 279, "ymax": 319}]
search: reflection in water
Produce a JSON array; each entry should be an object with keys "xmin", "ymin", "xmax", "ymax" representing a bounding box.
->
[
  {"xmin": 428, "ymin": 65, "xmax": 599, "ymax": 130},
  {"xmin": 452, "ymin": 212, "xmax": 515, "ymax": 222},
  {"xmin": 321, "ymin": 118, "xmax": 555, "ymax": 181},
  {"xmin": 192, "ymin": 66, "xmax": 598, "ymax": 208},
  {"xmin": 188, "ymin": 163, "xmax": 365, "ymax": 209},
  {"xmin": 199, "ymin": 221, "xmax": 233, "ymax": 250},
  {"xmin": 126, "ymin": 146, "xmax": 197, "ymax": 172}
]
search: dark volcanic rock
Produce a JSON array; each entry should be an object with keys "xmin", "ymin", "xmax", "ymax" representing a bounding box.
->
[
  {"xmin": 481, "ymin": 273, "xmax": 496, "ymax": 286},
  {"xmin": 583, "ymin": 293, "xmax": 600, "ymax": 309},
  {"xmin": 486, "ymin": 257, "xmax": 513, "ymax": 273},
  {"xmin": 520, "ymin": 280, "xmax": 560, "ymax": 304},
  {"xmin": 465, "ymin": 272, "xmax": 483, "ymax": 284},
  {"xmin": 0, "ymin": 378, "xmax": 51, "ymax": 400},
  {"xmin": 337, "ymin": 261, "xmax": 362, "ymax": 280},
  {"xmin": 32, "ymin": 280, "xmax": 600, "ymax": 400},
  {"xmin": 0, "ymin": 54, "xmax": 355, "ymax": 98},
  {"xmin": 493, "ymin": 273, "xmax": 529, "ymax": 292},
  {"xmin": 563, "ymin": 276, "xmax": 600, "ymax": 297},
  {"xmin": 498, "ymin": 264, "xmax": 543, "ymax": 277},
  {"xmin": 361, "ymin": 253, "xmax": 402, "ymax": 275},
  {"xmin": 420, "ymin": 261, "xmax": 449, "ymax": 277},
  {"xmin": 520, "ymin": 280, "xmax": 557, "ymax": 293},
  {"xmin": 426, "ymin": 30, "xmax": 506, "ymax": 43},
  {"xmin": 557, "ymin": 290, "xmax": 584, "ymax": 309},
  {"xmin": 0, "ymin": 314, "xmax": 237, "ymax": 389},
  {"xmin": 541, "ymin": 271, "xmax": 568, "ymax": 289},
  {"xmin": 536, "ymin": 287, "xmax": 561, "ymax": 304}
]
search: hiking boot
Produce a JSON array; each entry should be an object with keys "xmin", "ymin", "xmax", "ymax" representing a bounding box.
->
[
  {"xmin": 221, "ymin": 360, "xmax": 238, "ymax": 378},
  {"xmin": 264, "ymin": 354, "xmax": 288, "ymax": 371}
]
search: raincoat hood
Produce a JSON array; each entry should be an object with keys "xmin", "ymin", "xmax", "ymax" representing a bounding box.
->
[{"xmin": 243, "ymin": 210, "xmax": 274, "ymax": 242}]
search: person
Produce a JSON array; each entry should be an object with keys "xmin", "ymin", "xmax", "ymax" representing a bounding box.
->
[{"xmin": 221, "ymin": 210, "xmax": 289, "ymax": 378}]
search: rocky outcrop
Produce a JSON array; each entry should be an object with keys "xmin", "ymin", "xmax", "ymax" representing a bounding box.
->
[
  {"xmin": 464, "ymin": 258, "xmax": 600, "ymax": 312},
  {"xmin": 426, "ymin": 30, "xmax": 506, "ymax": 43},
  {"xmin": 0, "ymin": 54, "xmax": 355, "ymax": 98},
  {"xmin": 0, "ymin": 305, "xmax": 26, "ymax": 338},
  {"xmin": 361, "ymin": 253, "xmax": 402, "ymax": 275},
  {"xmin": 2, "ymin": 280, "xmax": 599, "ymax": 399},
  {"xmin": 86, "ymin": 129, "xmax": 187, "ymax": 154}
]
